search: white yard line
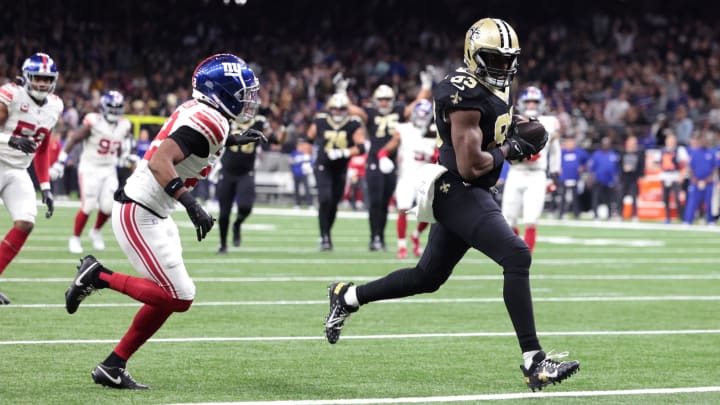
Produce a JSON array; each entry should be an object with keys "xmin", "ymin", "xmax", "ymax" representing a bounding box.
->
[
  {"xmin": 9, "ymin": 257, "xmax": 720, "ymax": 265},
  {"xmin": 1, "ymin": 329, "xmax": 719, "ymax": 346},
  {"xmin": 167, "ymin": 386, "xmax": 720, "ymax": 404},
  {"xmin": 3, "ymin": 274, "xmax": 719, "ymax": 283},
  {"xmin": 1, "ymin": 295, "xmax": 719, "ymax": 310}
]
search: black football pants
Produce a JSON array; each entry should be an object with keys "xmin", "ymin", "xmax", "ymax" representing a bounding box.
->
[{"xmin": 357, "ymin": 172, "xmax": 541, "ymax": 352}]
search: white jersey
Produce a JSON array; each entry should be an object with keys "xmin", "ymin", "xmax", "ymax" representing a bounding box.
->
[
  {"xmin": 396, "ymin": 122, "xmax": 437, "ymax": 177},
  {"xmin": 512, "ymin": 114, "xmax": 561, "ymax": 173},
  {"xmin": 0, "ymin": 83, "xmax": 63, "ymax": 171},
  {"xmin": 123, "ymin": 100, "xmax": 230, "ymax": 217},
  {"xmin": 78, "ymin": 112, "xmax": 132, "ymax": 170}
]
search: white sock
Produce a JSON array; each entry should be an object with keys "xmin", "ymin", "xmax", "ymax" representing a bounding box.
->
[
  {"xmin": 523, "ymin": 350, "xmax": 541, "ymax": 369},
  {"xmin": 343, "ymin": 285, "xmax": 359, "ymax": 307},
  {"xmin": 397, "ymin": 238, "xmax": 406, "ymax": 248}
]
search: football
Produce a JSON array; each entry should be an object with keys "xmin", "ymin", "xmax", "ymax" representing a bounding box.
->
[{"xmin": 513, "ymin": 114, "xmax": 547, "ymax": 149}]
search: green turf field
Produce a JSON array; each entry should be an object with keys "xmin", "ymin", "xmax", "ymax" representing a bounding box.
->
[{"xmin": 1, "ymin": 204, "xmax": 719, "ymax": 404}]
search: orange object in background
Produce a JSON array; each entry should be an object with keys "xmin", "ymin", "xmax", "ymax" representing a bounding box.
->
[{"xmin": 623, "ymin": 149, "xmax": 684, "ymax": 220}]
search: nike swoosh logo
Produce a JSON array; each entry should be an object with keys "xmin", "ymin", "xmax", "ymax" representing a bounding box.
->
[
  {"xmin": 74, "ymin": 262, "xmax": 99, "ymax": 287},
  {"xmin": 97, "ymin": 366, "xmax": 122, "ymax": 385}
]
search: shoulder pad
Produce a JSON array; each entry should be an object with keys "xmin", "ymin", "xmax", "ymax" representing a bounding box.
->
[
  {"xmin": 0, "ymin": 83, "xmax": 18, "ymax": 104},
  {"xmin": 82, "ymin": 113, "xmax": 99, "ymax": 127},
  {"xmin": 186, "ymin": 106, "xmax": 230, "ymax": 147}
]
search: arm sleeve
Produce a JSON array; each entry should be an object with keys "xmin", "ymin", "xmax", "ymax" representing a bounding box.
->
[
  {"xmin": 168, "ymin": 125, "xmax": 210, "ymax": 158},
  {"xmin": 548, "ymin": 136, "xmax": 561, "ymax": 174},
  {"xmin": 34, "ymin": 132, "xmax": 52, "ymax": 189}
]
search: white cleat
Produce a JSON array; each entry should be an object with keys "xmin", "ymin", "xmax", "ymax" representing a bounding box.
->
[
  {"xmin": 68, "ymin": 236, "xmax": 84, "ymax": 254},
  {"xmin": 89, "ymin": 228, "xmax": 106, "ymax": 251}
]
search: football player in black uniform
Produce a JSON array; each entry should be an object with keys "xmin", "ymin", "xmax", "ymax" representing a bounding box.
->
[
  {"xmin": 324, "ymin": 18, "xmax": 580, "ymax": 391},
  {"xmin": 340, "ymin": 72, "xmax": 433, "ymax": 251},
  {"xmin": 215, "ymin": 114, "xmax": 278, "ymax": 254},
  {"xmin": 307, "ymin": 93, "xmax": 366, "ymax": 251}
]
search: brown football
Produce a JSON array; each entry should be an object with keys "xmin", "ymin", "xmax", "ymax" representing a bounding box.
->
[{"xmin": 513, "ymin": 114, "xmax": 547, "ymax": 148}]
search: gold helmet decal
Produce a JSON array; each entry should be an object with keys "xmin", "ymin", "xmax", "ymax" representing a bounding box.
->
[{"xmin": 464, "ymin": 18, "xmax": 521, "ymax": 89}]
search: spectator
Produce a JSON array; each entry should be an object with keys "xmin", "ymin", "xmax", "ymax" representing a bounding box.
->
[
  {"xmin": 589, "ymin": 137, "xmax": 620, "ymax": 219},
  {"xmin": 659, "ymin": 133, "xmax": 688, "ymax": 223},
  {"xmin": 683, "ymin": 135, "xmax": 716, "ymax": 224},
  {"xmin": 558, "ymin": 136, "xmax": 589, "ymax": 219},
  {"xmin": 290, "ymin": 139, "xmax": 314, "ymax": 209},
  {"xmin": 618, "ymin": 135, "xmax": 645, "ymax": 221}
]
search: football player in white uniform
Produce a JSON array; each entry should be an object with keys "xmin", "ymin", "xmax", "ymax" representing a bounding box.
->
[
  {"xmin": 64, "ymin": 54, "xmax": 263, "ymax": 389},
  {"xmin": 501, "ymin": 86, "xmax": 561, "ymax": 252},
  {"xmin": 51, "ymin": 90, "xmax": 131, "ymax": 254},
  {"xmin": 375, "ymin": 100, "xmax": 437, "ymax": 258},
  {"xmin": 0, "ymin": 53, "xmax": 63, "ymax": 304}
]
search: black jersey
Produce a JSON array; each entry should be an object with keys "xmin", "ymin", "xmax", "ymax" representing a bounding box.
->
[
  {"xmin": 221, "ymin": 115, "xmax": 268, "ymax": 176},
  {"xmin": 365, "ymin": 105, "xmax": 405, "ymax": 163},
  {"xmin": 313, "ymin": 112, "xmax": 363, "ymax": 169},
  {"xmin": 434, "ymin": 67, "xmax": 514, "ymax": 189}
]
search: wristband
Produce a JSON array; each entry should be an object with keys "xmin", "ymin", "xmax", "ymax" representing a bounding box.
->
[
  {"xmin": 490, "ymin": 147, "xmax": 505, "ymax": 169},
  {"xmin": 164, "ymin": 177, "xmax": 184, "ymax": 197},
  {"xmin": 356, "ymin": 143, "xmax": 366, "ymax": 155}
]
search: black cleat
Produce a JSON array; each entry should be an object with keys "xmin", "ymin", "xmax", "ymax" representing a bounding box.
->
[
  {"xmin": 521, "ymin": 351, "xmax": 580, "ymax": 392},
  {"xmin": 369, "ymin": 236, "xmax": 385, "ymax": 251},
  {"xmin": 0, "ymin": 290, "xmax": 10, "ymax": 305},
  {"xmin": 232, "ymin": 221, "xmax": 241, "ymax": 247},
  {"xmin": 324, "ymin": 282, "xmax": 358, "ymax": 344},
  {"xmin": 217, "ymin": 245, "xmax": 228, "ymax": 255},
  {"xmin": 92, "ymin": 363, "xmax": 150, "ymax": 390},
  {"xmin": 65, "ymin": 255, "xmax": 102, "ymax": 314},
  {"xmin": 319, "ymin": 235, "xmax": 333, "ymax": 252}
]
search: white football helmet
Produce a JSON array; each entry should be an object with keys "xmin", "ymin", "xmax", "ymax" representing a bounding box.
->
[{"xmin": 372, "ymin": 84, "xmax": 395, "ymax": 115}]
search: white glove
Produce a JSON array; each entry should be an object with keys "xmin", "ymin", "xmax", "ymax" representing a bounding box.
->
[
  {"xmin": 50, "ymin": 151, "xmax": 68, "ymax": 181},
  {"xmin": 50, "ymin": 160, "xmax": 65, "ymax": 180},
  {"xmin": 379, "ymin": 156, "xmax": 395, "ymax": 174},
  {"xmin": 326, "ymin": 148, "xmax": 350, "ymax": 160},
  {"xmin": 332, "ymin": 72, "xmax": 349, "ymax": 94},
  {"xmin": 301, "ymin": 161, "xmax": 313, "ymax": 175},
  {"xmin": 420, "ymin": 65, "xmax": 436, "ymax": 90}
]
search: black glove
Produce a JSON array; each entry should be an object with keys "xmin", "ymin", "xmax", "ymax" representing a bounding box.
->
[
  {"xmin": 226, "ymin": 129, "xmax": 267, "ymax": 146},
  {"xmin": 8, "ymin": 135, "xmax": 37, "ymax": 154},
  {"xmin": 42, "ymin": 189, "xmax": 54, "ymax": 218},
  {"xmin": 178, "ymin": 191, "xmax": 215, "ymax": 241},
  {"xmin": 505, "ymin": 136, "xmax": 539, "ymax": 162}
]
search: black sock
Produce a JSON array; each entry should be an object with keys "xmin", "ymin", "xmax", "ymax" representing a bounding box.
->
[{"xmin": 102, "ymin": 351, "xmax": 126, "ymax": 368}]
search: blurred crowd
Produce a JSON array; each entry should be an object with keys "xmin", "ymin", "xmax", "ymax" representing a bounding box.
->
[{"xmin": 3, "ymin": 0, "xmax": 719, "ymax": 221}]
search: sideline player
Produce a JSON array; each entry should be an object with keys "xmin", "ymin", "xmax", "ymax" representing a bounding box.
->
[
  {"xmin": 501, "ymin": 86, "xmax": 561, "ymax": 252},
  {"xmin": 51, "ymin": 90, "xmax": 131, "ymax": 254},
  {"xmin": 375, "ymin": 99, "xmax": 437, "ymax": 258},
  {"xmin": 337, "ymin": 70, "xmax": 433, "ymax": 251},
  {"xmin": 215, "ymin": 113, "xmax": 278, "ymax": 254},
  {"xmin": 324, "ymin": 18, "xmax": 579, "ymax": 391},
  {"xmin": 0, "ymin": 52, "xmax": 62, "ymax": 304},
  {"xmin": 64, "ymin": 54, "xmax": 263, "ymax": 389},
  {"xmin": 306, "ymin": 93, "xmax": 366, "ymax": 251}
]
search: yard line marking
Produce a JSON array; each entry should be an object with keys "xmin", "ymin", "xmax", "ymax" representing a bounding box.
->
[
  {"xmin": 12, "ymin": 257, "xmax": 720, "ymax": 265},
  {"xmin": 1, "ymin": 329, "xmax": 719, "ymax": 346},
  {"xmin": 167, "ymin": 386, "xmax": 720, "ymax": 404},
  {"xmin": 4, "ymin": 274, "xmax": 720, "ymax": 283},
  {"xmin": 2, "ymin": 295, "xmax": 720, "ymax": 309}
]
